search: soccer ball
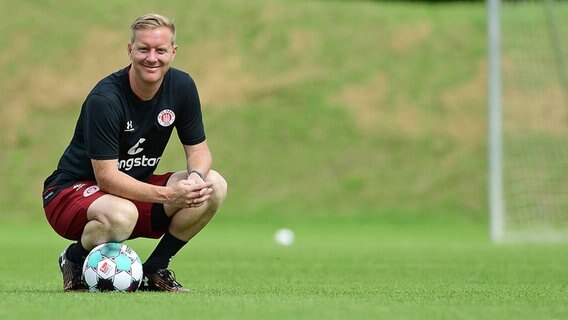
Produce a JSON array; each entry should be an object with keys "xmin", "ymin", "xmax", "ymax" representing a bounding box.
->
[
  {"xmin": 82, "ymin": 242, "xmax": 143, "ymax": 292},
  {"xmin": 274, "ymin": 228, "xmax": 295, "ymax": 246}
]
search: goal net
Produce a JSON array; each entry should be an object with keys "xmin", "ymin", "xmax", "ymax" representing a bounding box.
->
[{"xmin": 490, "ymin": 0, "xmax": 568, "ymax": 241}]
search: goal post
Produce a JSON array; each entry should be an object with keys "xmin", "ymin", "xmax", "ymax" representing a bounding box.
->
[
  {"xmin": 488, "ymin": 0, "xmax": 504, "ymax": 242},
  {"xmin": 488, "ymin": 0, "xmax": 568, "ymax": 242}
]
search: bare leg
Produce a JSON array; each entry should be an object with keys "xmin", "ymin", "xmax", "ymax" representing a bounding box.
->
[
  {"xmin": 164, "ymin": 170, "xmax": 228, "ymax": 241},
  {"xmin": 140, "ymin": 170, "xmax": 227, "ymax": 292},
  {"xmin": 82, "ymin": 194, "xmax": 139, "ymax": 250},
  {"xmin": 59, "ymin": 194, "xmax": 139, "ymax": 291}
]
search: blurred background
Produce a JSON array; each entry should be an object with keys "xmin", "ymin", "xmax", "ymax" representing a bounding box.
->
[
  {"xmin": 0, "ymin": 0, "xmax": 566, "ymax": 241},
  {"xmin": 0, "ymin": 0, "xmax": 487, "ymax": 231}
]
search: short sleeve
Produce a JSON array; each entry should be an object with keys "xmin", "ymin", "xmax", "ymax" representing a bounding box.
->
[
  {"xmin": 83, "ymin": 94, "xmax": 122, "ymax": 159},
  {"xmin": 176, "ymin": 76, "xmax": 206, "ymax": 145}
]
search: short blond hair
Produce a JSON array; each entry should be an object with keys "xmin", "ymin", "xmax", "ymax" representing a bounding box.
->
[{"xmin": 130, "ymin": 13, "xmax": 176, "ymax": 45}]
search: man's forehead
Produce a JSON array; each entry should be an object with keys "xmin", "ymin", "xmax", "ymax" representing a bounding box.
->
[{"xmin": 133, "ymin": 27, "xmax": 174, "ymax": 45}]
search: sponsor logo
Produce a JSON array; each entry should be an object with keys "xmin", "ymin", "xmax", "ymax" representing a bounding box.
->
[
  {"xmin": 72, "ymin": 183, "xmax": 86, "ymax": 191},
  {"xmin": 127, "ymin": 138, "xmax": 146, "ymax": 155},
  {"xmin": 157, "ymin": 109, "xmax": 175, "ymax": 127},
  {"xmin": 99, "ymin": 261, "xmax": 111, "ymax": 276},
  {"xmin": 120, "ymin": 137, "xmax": 161, "ymax": 171},
  {"xmin": 118, "ymin": 155, "xmax": 161, "ymax": 171},
  {"xmin": 125, "ymin": 120, "xmax": 134, "ymax": 132},
  {"xmin": 83, "ymin": 185, "xmax": 100, "ymax": 197}
]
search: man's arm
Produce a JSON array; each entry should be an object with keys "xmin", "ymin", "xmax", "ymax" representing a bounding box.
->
[
  {"xmin": 91, "ymin": 159, "xmax": 210, "ymax": 207},
  {"xmin": 184, "ymin": 140, "xmax": 212, "ymax": 183},
  {"xmin": 92, "ymin": 159, "xmax": 174, "ymax": 203}
]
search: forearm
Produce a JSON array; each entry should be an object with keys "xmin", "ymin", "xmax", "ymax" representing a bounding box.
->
[
  {"xmin": 92, "ymin": 159, "xmax": 173, "ymax": 203},
  {"xmin": 184, "ymin": 142, "xmax": 212, "ymax": 178},
  {"xmin": 100, "ymin": 171, "xmax": 173, "ymax": 203}
]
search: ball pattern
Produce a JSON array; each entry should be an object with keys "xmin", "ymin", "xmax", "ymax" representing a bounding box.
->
[{"xmin": 82, "ymin": 242, "xmax": 143, "ymax": 292}]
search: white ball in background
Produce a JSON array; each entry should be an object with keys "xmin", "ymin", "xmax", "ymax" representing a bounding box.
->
[{"xmin": 274, "ymin": 228, "xmax": 295, "ymax": 246}]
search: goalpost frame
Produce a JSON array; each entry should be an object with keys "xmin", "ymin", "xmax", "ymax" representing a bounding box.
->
[{"xmin": 487, "ymin": 0, "xmax": 505, "ymax": 242}]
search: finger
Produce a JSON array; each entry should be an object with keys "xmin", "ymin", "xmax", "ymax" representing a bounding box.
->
[
  {"xmin": 198, "ymin": 187, "xmax": 213, "ymax": 196},
  {"xmin": 199, "ymin": 181, "xmax": 214, "ymax": 188},
  {"xmin": 192, "ymin": 194, "xmax": 211, "ymax": 205},
  {"xmin": 187, "ymin": 190, "xmax": 206, "ymax": 199},
  {"xmin": 184, "ymin": 182, "xmax": 213, "ymax": 193}
]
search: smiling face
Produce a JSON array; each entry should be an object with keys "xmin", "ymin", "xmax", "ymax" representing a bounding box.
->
[{"xmin": 127, "ymin": 26, "xmax": 177, "ymax": 91}]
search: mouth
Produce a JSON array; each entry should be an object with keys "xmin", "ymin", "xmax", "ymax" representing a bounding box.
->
[{"xmin": 142, "ymin": 65, "xmax": 161, "ymax": 72}]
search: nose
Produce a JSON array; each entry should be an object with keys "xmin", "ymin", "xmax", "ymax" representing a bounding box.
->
[{"xmin": 145, "ymin": 50, "xmax": 158, "ymax": 63}]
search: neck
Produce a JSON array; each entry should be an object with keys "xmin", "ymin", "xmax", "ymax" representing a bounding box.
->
[{"xmin": 128, "ymin": 68, "xmax": 161, "ymax": 101}]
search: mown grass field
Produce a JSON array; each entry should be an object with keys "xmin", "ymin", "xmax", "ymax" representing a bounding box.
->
[
  {"xmin": 1, "ymin": 0, "xmax": 567, "ymax": 319},
  {"xmin": 0, "ymin": 219, "xmax": 567, "ymax": 319}
]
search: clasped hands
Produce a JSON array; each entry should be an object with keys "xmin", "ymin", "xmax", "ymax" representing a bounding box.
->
[{"xmin": 170, "ymin": 177, "xmax": 213, "ymax": 208}]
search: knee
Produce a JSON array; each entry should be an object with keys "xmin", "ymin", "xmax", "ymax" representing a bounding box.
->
[
  {"xmin": 85, "ymin": 196, "xmax": 139, "ymax": 243},
  {"xmin": 105, "ymin": 201, "xmax": 138, "ymax": 233},
  {"xmin": 207, "ymin": 170, "xmax": 228, "ymax": 206}
]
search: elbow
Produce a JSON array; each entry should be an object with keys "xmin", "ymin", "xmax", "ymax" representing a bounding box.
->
[
  {"xmin": 95, "ymin": 176, "xmax": 112, "ymax": 193},
  {"xmin": 93, "ymin": 170, "xmax": 116, "ymax": 193},
  {"xmin": 91, "ymin": 159, "xmax": 121, "ymax": 193}
]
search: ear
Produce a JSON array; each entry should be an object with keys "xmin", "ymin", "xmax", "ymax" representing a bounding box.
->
[
  {"xmin": 127, "ymin": 43, "xmax": 133, "ymax": 59},
  {"xmin": 171, "ymin": 44, "xmax": 178, "ymax": 61}
]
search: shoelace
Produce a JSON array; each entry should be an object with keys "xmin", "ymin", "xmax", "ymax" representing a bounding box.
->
[{"xmin": 158, "ymin": 269, "xmax": 182, "ymax": 286}]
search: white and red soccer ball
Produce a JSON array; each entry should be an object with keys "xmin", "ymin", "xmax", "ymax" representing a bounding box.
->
[{"xmin": 82, "ymin": 242, "xmax": 143, "ymax": 292}]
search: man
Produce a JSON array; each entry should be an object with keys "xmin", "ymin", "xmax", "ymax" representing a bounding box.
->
[{"xmin": 42, "ymin": 13, "xmax": 227, "ymax": 292}]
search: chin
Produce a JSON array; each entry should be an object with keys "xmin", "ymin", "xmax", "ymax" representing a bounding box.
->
[
  {"xmin": 140, "ymin": 70, "xmax": 165, "ymax": 83},
  {"xmin": 143, "ymin": 74, "xmax": 164, "ymax": 83}
]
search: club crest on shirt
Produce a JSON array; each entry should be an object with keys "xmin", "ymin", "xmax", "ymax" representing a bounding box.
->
[
  {"xmin": 83, "ymin": 185, "xmax": 100, "ymax": 197},
  {"xmin": 157, "ymin": 109, "xmax": 175, "ymax": 127}
]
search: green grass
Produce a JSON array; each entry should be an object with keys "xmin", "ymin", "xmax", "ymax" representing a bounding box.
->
[
  {"xmin": 2, "ymin": 0, "xmax": 568, "ymax": 318},
  {"xmin": 0, "ymin": 218, "xmax": 566, "ymax": 319}
]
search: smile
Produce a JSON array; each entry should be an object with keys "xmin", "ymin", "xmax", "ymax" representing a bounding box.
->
[{"xmin": 143, "ymin": 65, "xmax": 161, "ymax": 71}]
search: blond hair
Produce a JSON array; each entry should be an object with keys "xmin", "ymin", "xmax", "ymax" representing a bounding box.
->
[{"xmin": 130, "ymin": 13, "xmax": 176, "ymax": 45}]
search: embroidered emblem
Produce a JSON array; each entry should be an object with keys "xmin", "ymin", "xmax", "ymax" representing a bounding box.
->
[{"xmin": 157, "ymin": 109, "xmax": 175, "ymax": 127}]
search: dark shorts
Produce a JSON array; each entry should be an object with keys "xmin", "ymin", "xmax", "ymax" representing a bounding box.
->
[{"xmin": 43, "ymin": 173, "xmax": 174, "ymax": 241}]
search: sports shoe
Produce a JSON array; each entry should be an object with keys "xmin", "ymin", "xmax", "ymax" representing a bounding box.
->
[
  {"xmin": 139, "ymin": 269, "xmax": 191, "ymax": 292},
  {"xmin": 58, "ymin": 250, "xmax": 87, "ymax": 292}
]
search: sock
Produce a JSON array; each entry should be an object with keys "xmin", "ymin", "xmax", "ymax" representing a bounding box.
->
[
  {"xmin": 65, "ymin": 242, "xmax": 89, "ymax": 264},
  {"xmin": 143, "ymin": 232, "xmax": 187, "ymax": 273}
]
